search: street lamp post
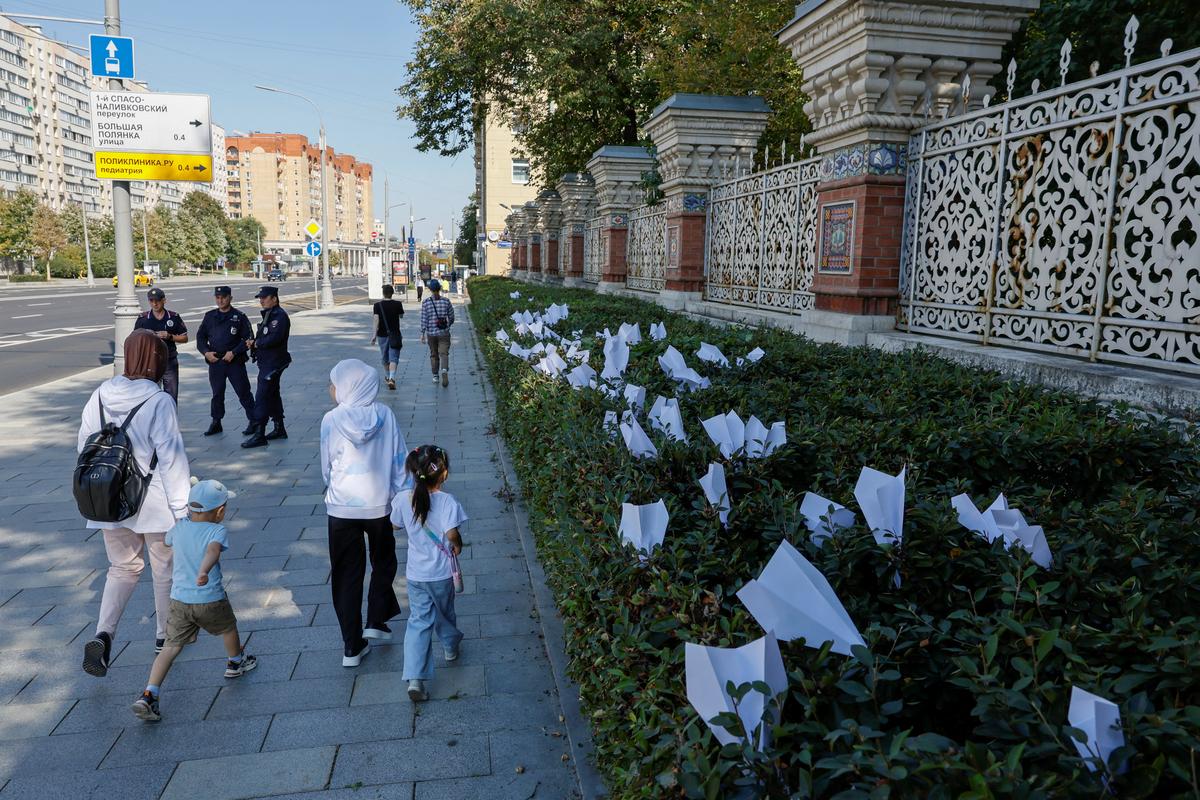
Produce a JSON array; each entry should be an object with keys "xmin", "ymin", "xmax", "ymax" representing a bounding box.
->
[
  {"xmin": 254, "ymin": 84, "xmax": 334, "ymax": 309},
  {"xmin": 106, "ymin": 0, "xmax": 138, "ymax": 373}
]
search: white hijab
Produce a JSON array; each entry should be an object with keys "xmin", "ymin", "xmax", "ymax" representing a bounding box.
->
[{"xmin": 328, "ymin": 358, "xmax": 384, "ymax": 445}]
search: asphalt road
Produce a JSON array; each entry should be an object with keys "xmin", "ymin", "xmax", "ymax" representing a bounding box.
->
[{"xmin": 0, "ymin": 276, "xmax": 368, "ymax": 394}]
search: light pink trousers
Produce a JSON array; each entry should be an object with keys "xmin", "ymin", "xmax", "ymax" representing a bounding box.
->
[{"xmin": 96, "ymin": 528, "xmax": 173, "ymax": 640}]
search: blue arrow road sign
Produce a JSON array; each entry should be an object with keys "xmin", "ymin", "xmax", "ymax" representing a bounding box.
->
[
  {"xmin": 89, "ymin": 35, "xmax": 134, "ymax": 79},
  {"xmin": 305, "ymin": 241, "xmax": 322, "ymax": 257},
  {"xmin": 407, "ymin": 236, "xmax": 416, "ymax": 246}
]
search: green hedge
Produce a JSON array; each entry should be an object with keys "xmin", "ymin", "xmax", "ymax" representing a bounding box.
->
[
  {"xmin": 467, "ymin": 276, "xmax": 1200, "ymax": 799},
  {"xmin": 6, "ymin": 273, "xmax": 46, "ymax": 282}
]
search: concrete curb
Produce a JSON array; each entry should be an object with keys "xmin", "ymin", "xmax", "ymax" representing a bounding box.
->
[{"xmin": 461, "ymin": 287, "xmax": 609, "ymax": 800}]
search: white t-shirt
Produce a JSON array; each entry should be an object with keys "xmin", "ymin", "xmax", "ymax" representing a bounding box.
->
[{"xmin": 390, "ymin": 489, "xmax": 468, "ymax": 582}]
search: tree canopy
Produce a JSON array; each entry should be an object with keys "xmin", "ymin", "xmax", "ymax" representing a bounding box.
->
[{"xmin": 396, "ymin": 0, "xmax": 806, "ymax": 187}]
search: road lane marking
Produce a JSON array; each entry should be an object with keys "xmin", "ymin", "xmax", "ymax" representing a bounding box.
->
[
  {"xmin": 12, "ymin": 314, "xmax": 42, "ymax": 319},
  {"xmin": 26, "ymin": 302, "xmax": 52, "ymax": 307},
  {"xmin": 0, "ymin": 324, "xmax": 109, "ymax": 348}
]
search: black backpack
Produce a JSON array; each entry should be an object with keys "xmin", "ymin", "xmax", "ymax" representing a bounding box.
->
[{"xmin": 73, "ymin": 395, "xmax": 160, "ymax": 523}]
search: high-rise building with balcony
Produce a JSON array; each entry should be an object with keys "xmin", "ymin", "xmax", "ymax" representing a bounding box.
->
[{"xmin": 225, "ymin": 132, "xmax": 373, "ymax": 271}]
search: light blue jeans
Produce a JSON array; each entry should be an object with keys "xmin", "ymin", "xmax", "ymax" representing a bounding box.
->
[
  {"xmin": 377, "ymin": 339, "xmax": 402, "ymax": 370},
  {"xmin": 403, "ymin": 578, "xmax": 462, "ymax": 680}
]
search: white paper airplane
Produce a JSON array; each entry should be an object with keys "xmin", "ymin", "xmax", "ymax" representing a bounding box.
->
[
  {"xmin": 618, "ymin": 499, "xmax": 668, "ymax": 556},
  {"xmin": 951, "ymin": 493, "xmax": 1052, "ymax": 568},
  {"xmin": 624, "ymin": 383, "xmax": 647, "ymax": 411},
  {"xmin": 799, "ymin": 492, "xmax": 856, "ymax": 544},
  {"xmin": 566, "ymin": 363, "xmax": 597, "ymax": 389},
  {"xmin": 620, "ymin": 415, "xmax": 658, "ymax": 459},
  {"xmin": 696, "ymin": 342, "xmax": 730, "ymax": 368},
  {"xmin": 736, "ymin": 347, "xmax": 766, "ymax": 367},
  {"xmin": 685, "ymin": 632, "xmax": 788, "ymax": 750},
  {"xmin": 618, "ymin": 322, "xmax": 642, "ymax": 346},
  {"xmin": 699, "ymin": 462, "xmax": 730, "ymax": 526},
  {"xmin": 743, "ymin": 416, "xmax": 786, "ymax": 458},
  {"xmin": 647, "ymin": 395, "xmax": 686, "ymax": 442},
  {"xmin": 1068, "ymin": 686, "xmax": 1125, "ymax": 772},
  {"xmin": 737, "ymin": 540, "xmax": 865, "ymax": 655},
  {"xmin": 601, "ymin": 333, "xmax": 630, "ymax": 381},
  {"xmin": 495, "ymin": 329, "xmax": 510, "ymax": 343},
  {"xmin": 650, "ymin": 322, "xmax": 667, "ymax": 341},
  {"xmin": 854, "ymin": 466, "xmax": 905, "ymax": 546}
]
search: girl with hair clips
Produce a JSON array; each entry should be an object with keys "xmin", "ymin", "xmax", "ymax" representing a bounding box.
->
[{"xmin": 389, "ymin": 445, "xmax": 467, "ymax": 701}]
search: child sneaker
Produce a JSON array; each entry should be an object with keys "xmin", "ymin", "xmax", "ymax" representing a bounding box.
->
[
  {"xmin": 407, "ymin": 679, "xmax": 428, "ymax": 702},
  {"xmin": 224, "ymin": 654, "xmax": 258, "ymax": 678},
  {"xmin": 131, "ymin": 691, "xmax": 161, "ymax": 722}
]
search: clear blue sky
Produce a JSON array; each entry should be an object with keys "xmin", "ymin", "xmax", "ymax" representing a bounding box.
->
[{"xmin": 6, "ymin": 0, "xmax": 471, "ymax": 243}]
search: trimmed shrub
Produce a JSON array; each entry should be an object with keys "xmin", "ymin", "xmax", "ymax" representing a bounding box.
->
[
  {"xmin": 468, "ymin": 277, "xmax": 1200, "ymax": 799},
  {"xmin": 6, "ymin": 272, "xmax": 46, "ymax": 282}
]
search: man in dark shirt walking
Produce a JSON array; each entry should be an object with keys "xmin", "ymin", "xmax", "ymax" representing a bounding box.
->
[
  {"xmin": 242, "ymin": 285, "xmax": 292, "ymax": 448},
  {"xmin": 196, "ymin": 286, "xmax": 255, "ymax": 436},
  {"xmin": 133, "ymin": 287, "xmax": 188, "ymax": 402},
  {"xmin": 371, "ymin": 284, "xmax": 404, "ymax": 390}
]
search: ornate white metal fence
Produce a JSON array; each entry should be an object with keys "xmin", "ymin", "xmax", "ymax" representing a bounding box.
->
[
  {"xmin": 900, "ymin": 19, "xmax": 1200, "ymax": 375},
  {"xmin": 625, "ymin": 204, "xmax": 667, "ymax": 292},
  {"xmin": 582, "ymin": 216, "xmax": 603, "ymax": 284},
  {"xmin": 705, "ymin": 157, "xmax": 821, "ymax": 313}
]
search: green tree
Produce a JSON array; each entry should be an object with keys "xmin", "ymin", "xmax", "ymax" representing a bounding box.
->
[
  {"xmin": 397, "ymin": 0, "xmax": 807, "ymax": 186},
  {"xmin": 0, "ymin": 190, "xmax": 39, "ymax": 271},
  {"xmin": 31, "ymin": 204, "xmax": 66, "ymax": 277},
  {"xmin": 455, "ymin": 197, "xmax": 478, "ymax": 266},
  {"xmin": 1003, "ymin": 0, "xmax": 1200, "ymax": 94},
  {"xmin": 226, "ymin": 216, "xmax": 265, "ymax": 267}
]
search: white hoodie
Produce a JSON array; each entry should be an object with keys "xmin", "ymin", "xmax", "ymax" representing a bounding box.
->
[
  {"xmin": 77, "ymin": 375, "xmax": 191, "ymax": 533},
  {"xmin": 321, "ymin": 359, "xmax": 408, "ymax": 519}
]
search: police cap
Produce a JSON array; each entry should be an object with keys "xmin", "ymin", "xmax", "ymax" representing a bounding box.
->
[
  {"xmin": 214, "ymin": 285, "xmax": 232, "ymax": 296},
  {"xmin": 254, "ymin": 285, "xmax": 279, "ymax": 299},
  {"xmin": 147, "ymin": 287, "xmax": 165, "ymax": 300}
]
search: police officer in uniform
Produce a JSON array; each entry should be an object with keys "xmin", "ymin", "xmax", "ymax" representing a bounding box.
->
[
  {"xmin": 196, "ymin": 285, "xmax": 255, "ymax": 436},
  {"xmin": 133, "ymin": 287, "xmax": 188, "ymax": 402},
  {"xmin": 242, "ymin": 285, "xmax": 292, "ymax": 448}
]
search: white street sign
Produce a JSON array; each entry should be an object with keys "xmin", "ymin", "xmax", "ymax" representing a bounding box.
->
[{"xmin": 89, "ymin": 91, "xmax": 212, "ymax": 155}]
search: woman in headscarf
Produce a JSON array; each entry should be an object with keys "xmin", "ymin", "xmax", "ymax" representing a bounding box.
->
[
  {"xmin": 78, "ymin": 329, "xmax": 191, "ymax": 677},
  {"xmin": 320, "ymin": 358, "xmax": 408, "ymax": 667}
]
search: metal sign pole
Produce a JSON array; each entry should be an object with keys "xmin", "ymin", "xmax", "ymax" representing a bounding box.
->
[{"xmin": 105, "ymin": 0, "xmax": 136, "ymax": 375}]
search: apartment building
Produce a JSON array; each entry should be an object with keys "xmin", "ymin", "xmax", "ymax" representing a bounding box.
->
[
  {"xmin": 225, "ymin": 132, "xmax": 373, "ymax": 271},
  {"xmin": 0, "ymin": 14, "xmax": 224, "ymax": 217},
  {"xmin": 474, "ymin": 103, "xmax": 537, "ymax": 274}
]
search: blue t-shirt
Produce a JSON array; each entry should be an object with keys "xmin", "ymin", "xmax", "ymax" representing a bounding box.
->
[{"xmin": 166, "ymin": 519, "xmax": 229, "ymax": 603}]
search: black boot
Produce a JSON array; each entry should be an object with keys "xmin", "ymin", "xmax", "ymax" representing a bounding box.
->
[
  {"xmin": 241, "ymin": 421, "xmax": 256, "ymax": 435},
  {"xmin": 241, "ymin": 424, "xmax": 269, "ymax": 449},
  {"xmin": 265, "ymin": 422, "xmax": 288, "ymax": 440},
  {"xmin": 203, "ymin": 420, "xmax": 223, "ymax": 436}
]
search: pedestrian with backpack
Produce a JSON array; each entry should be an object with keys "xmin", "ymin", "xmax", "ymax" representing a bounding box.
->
[
  {"xmin": 74, "ymin": 329, "xmax": 191, "ymax": 677},
  {"xmin": 419, "ymin": 279, "xmax": 455, "ymax": 387}
]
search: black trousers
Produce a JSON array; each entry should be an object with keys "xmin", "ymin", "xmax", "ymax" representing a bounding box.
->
[
  {"xmin": 252, "ymin": 364, "xmax": 286, "ymax": 426},
  {"xmin": 328, "ymin": 515, "xmax": 401, "ymax": 648},
  {"xmin": 162, "ymin": 361, "xmax": 179, "ymax": 402},
  {"xmin": 207, "ymin": 360, "xmax": 254, "ymax": 421}
]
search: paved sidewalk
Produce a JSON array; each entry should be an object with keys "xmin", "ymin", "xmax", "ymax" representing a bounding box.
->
[{"xmin": 0, "ymin": 297, "xmax": 583, "ymax": 799}]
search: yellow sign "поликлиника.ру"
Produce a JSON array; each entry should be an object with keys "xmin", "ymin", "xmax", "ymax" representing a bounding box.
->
[{"xmin": 93, "ymin": 152, "xmax": 213, "ymax": 182}]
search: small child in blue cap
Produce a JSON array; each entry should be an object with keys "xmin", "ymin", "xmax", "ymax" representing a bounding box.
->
[{"xmin": 132, "ymin": 478, "xmax": 257, "ymax": 722}]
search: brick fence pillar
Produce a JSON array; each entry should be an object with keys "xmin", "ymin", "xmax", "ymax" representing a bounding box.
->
[
  {"xmin": 642, "ymin": 94, "xmax": 770, "ymax": 309},
  {"xmin": 536, "ymin": 190, "xmax": 562, "ymax": 283},
  {"xmin": 522, "ymin": 201, "xmax": 542, "ymax": 281},
  {"xmin": 556, "ymin": 172, "xmax": 595, "ymax": 287},
  {"xmin": 585, "ymin": 146, "xmax": 655, "ymax": 294}
]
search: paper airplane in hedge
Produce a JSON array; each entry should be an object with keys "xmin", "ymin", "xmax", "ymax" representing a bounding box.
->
[
  {"xmin": 495, "ymin": 329, "xmax": 510, "ymax": 343},
  {"xmin": 696, "ymin": 342, "xmax": 730, "ymax": 368},
  {"xmin": 618, "ymin": 322, "xmax": 642, "ymax": 345},
  {"xmin": 854, "ymin": 466, "xmax": 906, "ymax": 546},
  {"xmin": 702, "ymin": 412, "xmax": 785, "ymax": 459},
  {"xmin": 951, "ymin": 493, "xmax": 1052, "ymax": 568},
  {"xmin": 601, "ymin": 334, "xmax": 630, "ymax": 381},
  {"xmin": 544, "ymin": 303, "xmax": 569, "ymax": 324},
  {"xmin": 699, "ymin": 462, "xmax": 730, "ymax": 526},
  {"xmin": 1068, "ymin": 686, "xmax": 1125, "ymax": 773},
  {"xmin": 650, "ymin": 321, "xmax": 667, "ymax": 341},
  {"xmin": 533, "ymin": 347, "xmax": 568, "ymax": 378},
  {"xmin": 800, "ymin": 492, "xmax": 856, "ymax": 544},
  {"xmin": 623, "ymin": 383, "xmax": 647, "ymax": 411},
  {"xmin": 620, "ymin": 414, "xmax": 658, "ymax": 459},
  {"xmin": 509, "ymin": 290, "xmax": 521, "ymax": 299},
  {"xmin": 603, "ymin": 410, "xmax": 619, "ymax": 439},
  {"xmin": 737, "ymin": 347, "xmax": 766, "ymax": 367},
  {"xmin": 737, "ymin": 540, "xmax": 865, "ymax": 655},
  {"xmin": 685, "ymin": 631, "xmax": 788, "ymax": 750},
  {"xmin": 618, "ymin": 499, "xmax": 668, "ymax": 556},
  {"xmin": 567, "ymin": 363, "xmax": 597, "ymax": 390},
  {"xmin": 658, "ymin": 346, "xmax": 710, "ymax": 391},
  {"xmin": 507, "ymin": 342, "xmax": 531, "ymax": 360},
  {"xmin": 648, "ymin": 395, "xmax": 686, "ymax": 442}
]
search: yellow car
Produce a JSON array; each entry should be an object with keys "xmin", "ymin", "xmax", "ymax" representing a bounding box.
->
[{"xmin": 113, "ymin": 271, "xmax": 155, "ymax": 287}]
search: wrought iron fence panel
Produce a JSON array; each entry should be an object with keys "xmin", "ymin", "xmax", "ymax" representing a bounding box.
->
[
  {"xmin": 705, "ymin": 157, "xmax": 820, "ymax": 313},
  {"xmin": 582, "ymin": 215, "xmax": 603, "ymax": 284},
  {"xmin": 901, "ymin": 38, "xmax": 1200, "ymax": 374},
  {"xmin": 626, "ymin": 204, "xmax": 666, "ymax": 292}
]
